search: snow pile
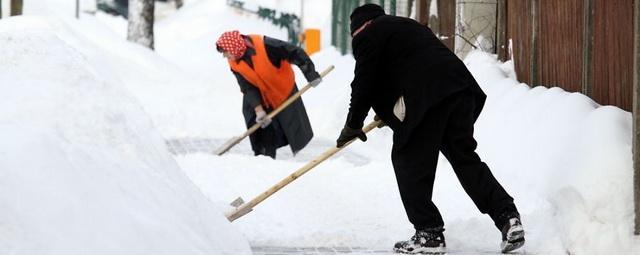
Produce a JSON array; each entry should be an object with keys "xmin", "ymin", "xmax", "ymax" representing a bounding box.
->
[
  {"xmin": 0, "ymin": 16, "xmax": 250, "ymax": 255},
  {"xmin": 466, "ymin": 52, "xmax": 635, "ymax": 254}
]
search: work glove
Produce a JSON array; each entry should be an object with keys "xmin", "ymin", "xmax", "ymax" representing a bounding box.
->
[
  {"xmin": 374, "ymin": 115, "xmax": 386, "ymax": 128},
  {"xmin": 336, "ymin": 125, "xmax": 367, "ymax": 148},
  {"xmin": 255, "ymin": 111, "xmax": 272, "ymax": 128},
  {"xmin": 309, "ymin": 77, "xmax": 322, "ymax": 87}
]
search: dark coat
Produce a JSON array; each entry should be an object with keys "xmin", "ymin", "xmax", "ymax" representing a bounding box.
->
[
  {"xmin": 232, "ymin": 36, "xmax": 319, "ymax": 156},
  {"xmin": 347, "ymin": 15, "xmax": 487, "ymax": 147}
]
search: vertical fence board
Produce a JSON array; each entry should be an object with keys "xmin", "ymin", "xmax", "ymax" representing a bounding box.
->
[
  {"xmin": 496, "ymin": 0, "xmax": 507, "ymax": 60},
  {"xmin": 582, "ymin": 0, "xmax": 594, "ymax": 97},
  {"xmin": 506, "ymin": 0, "xmax": 534, "ymax": 84},
  {"xmin": 417, "ymin": 0, "xmax": 430, "ymax": 25},
  {"xmin": 438, "ymin": 0, "xmax": 456, "ymax": 51},
  {"xmin": 537, "ymin": 0, "xmax": 584, "ymax": 92},
  {"xmin": 592, "ymin": 0, "xmax": 633, "ymax": 111},
  {"xmin": 634, "ymin": 0, "xmax": 640, "ymax": 236}
]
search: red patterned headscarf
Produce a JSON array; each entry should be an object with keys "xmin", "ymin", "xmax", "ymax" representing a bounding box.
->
[{"xmin": 216, "ymin": 30, "xmax": 247, "ymax": 59}]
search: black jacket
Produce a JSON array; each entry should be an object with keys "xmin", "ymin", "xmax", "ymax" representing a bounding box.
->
[
  {"xmin": 347, "ymin": 15, "xmax": 486, "ymax": 146},
  {"xmin": 232, "ymin": 36, "xmax": 319, "ymax": 154}
]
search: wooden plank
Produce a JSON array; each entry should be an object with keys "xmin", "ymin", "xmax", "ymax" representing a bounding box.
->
[
  {"xmin": 496, "ymin": 0, "xmax": 507, "ymax": 60},
  {"xmin": 530, "ymin": 0, "xmax": 538, "ymax": 86},
  {"xmin": 592, "ymin": 0, "xmax": 633, "ymax": 111},
  {"xmin": 416, "ymin": 0, "xmax": 430, "ymax": 25},
  {"xmin": 634, "ymin": 0, "xmax": 640, "ymax": 236},
  {"xmin": 536, "ymin": 0, "xmax": 584, "ymax": 92},
  {"xmin": 506, "ymin": 0, "xmax": 534, "ymax": 84},
  {"xmin": 582, "ymin": 0, "xmax": 594, "ymax": 97},
  {"xmin": 438, "ymin": 0, "xmax": 456, "ymax": 51}
]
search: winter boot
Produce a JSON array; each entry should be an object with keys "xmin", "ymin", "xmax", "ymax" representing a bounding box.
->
[
  {"xmin": 393, "ymin": 227, "xmax": 446, "ymax": 254},
  {"xmin": 500, "ymin": 217, "xmax": 525, "ymax": 253}
]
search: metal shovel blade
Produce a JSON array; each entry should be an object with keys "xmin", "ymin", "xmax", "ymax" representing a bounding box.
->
[
  {"xmin": 225, "ymin": 197, "xmax": 253, "ymax": 222},
  {"xmin": 230, "ymin": 197, "xmax": 245, "ymax": 207}
]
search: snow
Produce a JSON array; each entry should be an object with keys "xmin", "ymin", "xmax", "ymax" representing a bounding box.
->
[
  {"xmin": 1, "ymin": 0, "xmax": 638, "ymax": 254},
  {"xmin": 0, "ymin": 12, "xmax": 249, "ymax": 255}
]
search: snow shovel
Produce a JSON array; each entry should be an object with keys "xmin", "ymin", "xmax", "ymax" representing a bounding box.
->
[
  {"xmin": 214, "ymin": 65, "xmax": 335, "ymax": 156},
  {"xmin": 224, "ymin": 119, "xmax": 383, "ymax": 222}
]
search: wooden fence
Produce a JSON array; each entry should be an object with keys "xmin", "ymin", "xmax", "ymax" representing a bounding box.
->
[{"xmin": 497, "ymin": 0, "xmax": 634, "ymax": 111}]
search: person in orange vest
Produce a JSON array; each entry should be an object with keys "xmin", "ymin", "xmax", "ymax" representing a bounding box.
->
[{"xmin": 216, "ymin": 30, "xmax": 321, "ymax": 158}]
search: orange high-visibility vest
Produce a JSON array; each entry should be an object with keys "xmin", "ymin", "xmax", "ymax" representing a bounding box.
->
[{"xmin": 229, "ymin": 35, "xmax": 295, "ymax": 109}]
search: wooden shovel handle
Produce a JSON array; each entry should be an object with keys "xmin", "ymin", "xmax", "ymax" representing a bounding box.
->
[
  {"xmin": 215, "ymin": 65, "xmax": 335, "ymax": 156},
  {"xmin": 225, "ymin": 119, "xmax": 383, "ymax": 222}
]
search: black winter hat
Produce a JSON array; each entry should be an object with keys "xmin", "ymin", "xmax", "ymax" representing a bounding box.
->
[{"xmin": 350, "ymin": 4, "xmax": 385, "ymax": 35}]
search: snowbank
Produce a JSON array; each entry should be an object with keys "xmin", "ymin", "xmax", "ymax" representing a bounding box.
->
[
  {"xmin": 466, "ymin": 52, "xmax": 635, "ymax": 254},
  {"xmin": 0, "ymin": 16, "xmax": 250, "ymax": 255}
]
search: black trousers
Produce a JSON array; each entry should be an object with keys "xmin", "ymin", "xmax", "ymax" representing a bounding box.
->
[{"xmin": 391, "ymin": 91, "xmax": 517, "ymax": 230}]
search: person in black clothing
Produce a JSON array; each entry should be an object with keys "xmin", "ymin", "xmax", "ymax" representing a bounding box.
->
[
  {"xmin": 335, "ymin": 4, "xmax": 525, "ymax": 254},
  {"xmin": 216, "ymin": 30, "xmax": 321, "ymax": 158}
]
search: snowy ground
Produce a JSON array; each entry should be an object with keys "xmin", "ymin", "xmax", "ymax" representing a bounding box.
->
[{"xmin": 1, "ymin": 0, "xmax": 638, "ymax": 254}]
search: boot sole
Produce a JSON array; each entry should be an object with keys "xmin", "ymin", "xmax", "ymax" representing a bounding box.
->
[{"xmin": 394, "ymin": 246, "xmax": 446, "ymax": 254}]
